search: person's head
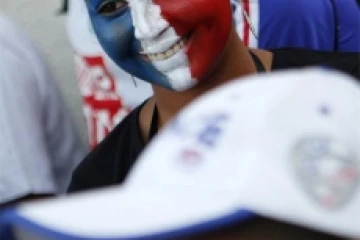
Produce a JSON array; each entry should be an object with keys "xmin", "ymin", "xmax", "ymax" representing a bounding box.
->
[{"xmin": 85, "ymin": 0, "xmax": 234, "ymax": 91}]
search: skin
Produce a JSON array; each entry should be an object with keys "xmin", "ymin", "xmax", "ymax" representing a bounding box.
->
[
  {"xmin": 141, "ymin": 35, "xmax": 273, "ymax": 142},
  {"xmin": 87, "ymin": 0, "xmax": 241, "ymax": 90},
  {"xmin": 130, "ymin": 0, "xmax": 233, "ymax": 88},
  {"xmin": 86, "ymin": 0, "xmax": 273, "ymax": 140}
]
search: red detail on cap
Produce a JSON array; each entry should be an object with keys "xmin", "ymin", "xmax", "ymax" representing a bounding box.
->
[
  {"xmin": 322, "ymin": 194, "xmax": 337, "ymax": 208},
  {"xmin": 181, "ymin": 149, "xmax": 202, "ymax": 165},
  {"xmin": 331, "ymin": 168, "xmax": 359, "ymax": 184}
]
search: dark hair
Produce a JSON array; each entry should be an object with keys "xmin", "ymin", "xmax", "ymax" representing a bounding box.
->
[
  {"xmin": 58, "ymin": 0, "xmax": 68, "ymax": 14},
  {"xmin": 180, "ymin": 216, "xmax": 346, "ymax": 240}
]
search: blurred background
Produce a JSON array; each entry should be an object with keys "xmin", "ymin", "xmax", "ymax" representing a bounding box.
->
[{"xmin": 1, "ymin": 0, "xmax": 88, "ymax": 145}]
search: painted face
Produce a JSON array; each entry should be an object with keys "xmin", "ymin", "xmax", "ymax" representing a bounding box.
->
[{"xmin": 86, "ymin": 0, "xmax": 232, "ymax": 91}]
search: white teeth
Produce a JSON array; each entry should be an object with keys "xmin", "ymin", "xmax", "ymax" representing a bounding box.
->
[
  {"xmin": 150, "ymin": 53, "xmax": 165, "ymax": 61},
  {"xmin": 145, "ymin": 38, "xmax": 186, "ymax": 61},
  {"xmin": 157, "ymin": 53, "xmax": 165, "ymax": 61},
  {"xmin": 165, "ymin": 49, "xmax": 174, "ymax": 58},
  {"xmin": 173, "ymin": 44, "xmax": 181, "ymax": 53}
]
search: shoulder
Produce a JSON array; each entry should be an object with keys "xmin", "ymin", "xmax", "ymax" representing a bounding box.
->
[
  {"xmin": 0, "ymin": 15, "xmax": 36, "ymax": 58},
  {"xmin": 271, "ymin": 48, "xmax": 360, "ymax": 80},
  {"xmin": 0, "ymin": 30, "xmax": 40, "ymax": 98},
  {"xmin": 0, "ymin": 17, "xmax": 27, "ymax": 70},
  {"xmin": 0, "ymin": 15, "xmax": 52, "ymax": 93},
  {"xmin": 68, "ymin": 102, "xmax": 147, "ymax": 192},
  {"xmin": 259, "ymin": 0, "xmax": 331, "ymax": 16}
]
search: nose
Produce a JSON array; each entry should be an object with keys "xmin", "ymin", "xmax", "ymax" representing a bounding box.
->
[{"xmin": 130, "ymin": 0, "xmax": 169, "ymax": 40}]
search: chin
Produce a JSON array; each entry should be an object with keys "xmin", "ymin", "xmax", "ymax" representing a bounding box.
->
[{"xmin": 165, "ymin": 68, "xmax": 197, "ymax": 91}]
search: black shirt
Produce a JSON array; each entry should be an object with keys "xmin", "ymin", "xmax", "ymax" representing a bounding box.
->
[
  {"xmin": 68, "ymin": 101, "xmax": 147, "ymax": 192},
  {"xmin": 271, "ymin": 48, "xmax": 359, "ymax": 77},
  {"xmin": 68, "ymin": 49, "xmax": 360, "ymax": 193}
]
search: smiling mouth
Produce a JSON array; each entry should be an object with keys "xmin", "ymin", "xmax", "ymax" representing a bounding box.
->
[{"xmin": 141, "ymin": 36, "xmax": 189, "ymax": 62}]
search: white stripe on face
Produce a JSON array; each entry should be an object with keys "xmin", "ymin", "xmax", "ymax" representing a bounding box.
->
[{"xmin": 128, "ymin": 0, "xmax": 196, "ymax": 91}]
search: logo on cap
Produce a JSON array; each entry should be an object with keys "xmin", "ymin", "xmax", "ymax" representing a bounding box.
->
[
  {"xmin": 171, "ymin": 112, "xmax": 229, "ymax": 170},
  {"xmin": 292, "ymin": 138, "xmax": 359, "ymax": 210}
]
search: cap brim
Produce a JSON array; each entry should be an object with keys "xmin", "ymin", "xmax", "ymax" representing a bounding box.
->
[{"xmin": 0, "ymin": 186, "xmax": 255, "ymax": 240}]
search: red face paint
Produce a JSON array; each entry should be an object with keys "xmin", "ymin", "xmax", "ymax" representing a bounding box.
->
[{"xmin": 153, "ymin": 0, "xmax": 233, "ymax": 81}]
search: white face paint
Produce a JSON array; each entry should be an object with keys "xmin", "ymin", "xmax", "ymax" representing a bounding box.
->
[{"xmin": 128, "ymin": 0, "xmax": 196, "ymax": 91}]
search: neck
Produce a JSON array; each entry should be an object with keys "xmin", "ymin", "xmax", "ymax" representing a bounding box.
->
[{"xmin": 152, "ymin": 27, "xmax": 257, "ymax": 128}]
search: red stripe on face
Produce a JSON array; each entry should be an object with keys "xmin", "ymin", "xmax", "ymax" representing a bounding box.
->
[{"xmin": 153, "ymin": 0, "xmax": 233, "ymax": 81}]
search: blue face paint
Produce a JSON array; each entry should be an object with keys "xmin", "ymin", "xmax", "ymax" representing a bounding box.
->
[{"xmin": 86, "ymin": 0, "xmax": 172, "ymax": 89}]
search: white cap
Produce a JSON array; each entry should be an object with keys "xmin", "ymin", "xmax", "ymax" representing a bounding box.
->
[{"xmin": 1, "ymin": 68, "xmax": 359, "ymax": 239}]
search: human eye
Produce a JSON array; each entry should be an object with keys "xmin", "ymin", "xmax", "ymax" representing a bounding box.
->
[{"xmin": 97, "ymin": 0, "xmax": 128, "ymax": 16}]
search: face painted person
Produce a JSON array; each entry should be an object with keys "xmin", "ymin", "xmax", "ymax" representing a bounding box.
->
[
  {"xmin": 68, "ymin": 0, "xmax": 360, "ymax": 192},
  {"xmin": 63, "ymin": 0, "xmax": 359, "ymax": 150}
]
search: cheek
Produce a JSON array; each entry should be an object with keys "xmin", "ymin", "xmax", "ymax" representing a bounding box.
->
[
  {"xmin": 147, "ymin": 0, "xmax": 232, "ymax": 83},
  {"xmin": 186, "ymin": 4, "xmax": 233, "ymax": 79},
  {"xmin": 91, "ymin": 14, "xmax": 136, "ymax": 61}
]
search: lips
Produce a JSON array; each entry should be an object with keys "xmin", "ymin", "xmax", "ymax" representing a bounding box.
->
[
  {"xmin": 140, "ymin": 32, "xmax": 191, "ymax": 62},
  {"xmin": 145, "ymin": 38, "xmax": 186, "ymax": 61}
]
